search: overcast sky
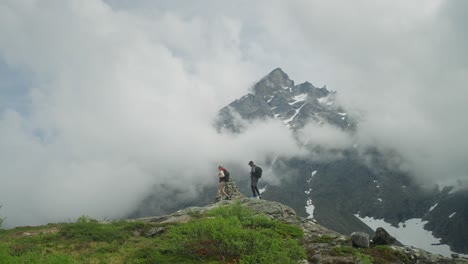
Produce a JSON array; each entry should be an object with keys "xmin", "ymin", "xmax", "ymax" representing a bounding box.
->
[{"xmin": 1, "ymin": 0, "xmax": 467, "ymax": 227}]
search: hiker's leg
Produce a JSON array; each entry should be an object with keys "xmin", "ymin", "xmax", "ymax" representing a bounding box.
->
[
  {"xmin": 254, "ymin": 186, "xmax": 260, "ymax": 196},
  {"xmin": 250, "ymin": 176, "xmax": 259, "ymax": 197},
  {"xmin": 251, "ymin": 185, "xmax": 256, "ymax": 196},
  {"xmin": 221, "ymin": 182, "xmax": 228, "ymax": 196},
  {"xmin": 217, "ymin": 182, "xmax": 223, "ymax": 197}
]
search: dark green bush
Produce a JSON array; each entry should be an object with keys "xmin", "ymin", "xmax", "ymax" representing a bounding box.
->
[
  {"xmin": 148, "ymin": 203, "xmax": 306, "ymax": 264},
  {"xmin": 59, "ymin": 221, "xmax": 129, "ymax": 243},
  {"xmin": 331, "ymin": 245, "xmax": 355, "ymax": 256},
  {"xmin": 366, "ymin": 245, "xmax": 411, "ymax": 264},
  {"xmin": 0, "ymin": 244, "xmax": 76, "ymax": 264}
]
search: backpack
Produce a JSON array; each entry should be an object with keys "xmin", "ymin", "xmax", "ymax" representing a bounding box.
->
[
  {"xmin": 222, "ymin": 168, "xmax": 230, "ymax": 182},
  {"xmin": 255, "ymin": 166, "xmax": 262, "ymax": 178}
]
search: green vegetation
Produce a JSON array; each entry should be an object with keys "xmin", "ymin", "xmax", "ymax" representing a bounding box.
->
[
  {"xmin": 355, "ymin": 252, "xmax": 373, "ymax": 264},
  {"xmin": 159, "ymin": 203, "xmax": 306, "ymax": 263},
  {"xmin": 363, "ymin": 245, "xmax": 411, "ymax": 264},
  {"xmin": 0, "ymin": 205, "xmax": 4, "ymax": 229},
  {"xmin": 0, "ymin": 203, "xmax": 306, "ymax": 264},
  {"xmin": 330, "ymin": 245, "xmax": 411, "ymax": 264},
  {"xmin": 331, "ymin": 245, "xmax": 355, "ymax": 256}
]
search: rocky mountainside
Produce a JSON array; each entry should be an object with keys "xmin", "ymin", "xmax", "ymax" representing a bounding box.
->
[
  {"xmin": 136, "ymin": 186, "xmax": 468, "ymax": 264},
  {"xmin": 213, "ymin": 68, "xmax": 468, "ymax": 256}
]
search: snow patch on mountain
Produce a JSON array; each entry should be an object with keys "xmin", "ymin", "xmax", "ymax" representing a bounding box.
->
[
  {"xmin": 283, "ymin": 103, "xmax": 306, "ymax": 127},
  {"xmin": 449, "ymin": 212, "xmax": 456, "ymax": 219},
  {"xmin": 429, "ymin": 203, "xmax": 438, "ymax": 212},
  {"xmin": 306, "ymin": 199, "xmax": 315, "ymax": 219},
  {"xmin": 289, "ymin": 94, "xmax": 308, "ymax": 105},
  {"xmin": 307, "ymin": 170, "xmax": 317, "ymax": 183},
  {"xmin": 355, "ymin": 215, "xmax": 467, "ymax": 257}
]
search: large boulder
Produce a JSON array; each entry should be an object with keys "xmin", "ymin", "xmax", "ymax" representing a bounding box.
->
[
  {"xmin": 372, "ymin": 227, "xmax": 396, "ymax": 245},
  {"xmin": 350, "ymin": 232, "xmax": 370, "ymax": 248}
]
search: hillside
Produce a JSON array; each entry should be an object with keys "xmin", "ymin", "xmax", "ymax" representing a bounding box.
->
[{"xmin": 1, "ymin": 186, "xmax": 467, "ymax": 263}]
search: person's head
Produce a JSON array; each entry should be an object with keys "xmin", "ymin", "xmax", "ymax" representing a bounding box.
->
[
  {"xmin": 218, "ymin": 165, "xmax": 223, "ymax": 170},
  {"xmin": 248, "ymin": 161, "xmax": 255, "ymax": 167}
]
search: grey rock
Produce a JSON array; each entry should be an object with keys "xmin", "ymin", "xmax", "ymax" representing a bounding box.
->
[
  {"xmin": 350, "ymin": 232, "xmax": 370, "ymax": 248},
  {"xmin": 145, "ymin": 227, "xmax": 166, "ymax": 237},
  {"xmin": 372, "ymin": 227, "xmax": 396, "ymax": 245}
]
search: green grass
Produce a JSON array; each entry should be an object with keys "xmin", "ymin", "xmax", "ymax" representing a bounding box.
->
[
  {"xmin": 0, "ymin": 204, "xmax": 307, "ymax": 264},
  {"xmin": 355, "ymin": 252, "xmax": 373, "ymax": 264},
  {"xmin": 365, "ymin": 245, "xmax": 411, "ymax": 264},
  {"xmin": 331, "ymin": 245, "xmax": 355, "ymax": 256}
]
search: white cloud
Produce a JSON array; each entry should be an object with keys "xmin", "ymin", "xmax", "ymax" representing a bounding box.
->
[
  {"xmin": 297, "ymin": 122, "xmax": 353, "ymax": 150},
  {"xmin": 0, "ymin": 0, "xmax": 312, "ymax": 226},
  {"xmin": 1, "ymin": 0, "xmax": 467, "ymax": 226}
]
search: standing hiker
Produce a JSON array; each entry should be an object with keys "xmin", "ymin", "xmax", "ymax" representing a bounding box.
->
[
  {"xmin": 217, "ymin": 165, "xmax": 229, "ymax": 199},
  {"xmin": 248, "ymin": 161, "xmax": 262, "ymax": 199}
]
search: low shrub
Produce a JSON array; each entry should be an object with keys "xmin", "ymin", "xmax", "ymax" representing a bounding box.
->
[
  {"xmin": 0, "ymin": 244, "xmax": 77, "ymax": 264},
  {"xmin": 314, "ymin": 234, "xmax": 333, "ymax": 243},
  {"xmin": 138, "ymin": 203, "xmax": 307, "ymax": 264},
  {"xmin": 361, "ymin": 245, "xmax": 411, "ymax": 264},
  {"xmin": 331, "ymin": 246, "xmax": 355, "ymax": 256},
  {"xmin": 355, "ymin": 252, "xmax": 373, "ymax": 264},
  {"xmin": 59, "ymin": 221, "xmax": 129, "ymax": 243}
]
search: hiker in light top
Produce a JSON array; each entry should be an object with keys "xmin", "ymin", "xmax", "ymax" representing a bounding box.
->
[
  {"xmin": 217, "ymin": 165, "xmax": 229, "ymax": 199},
  {"xmin": 248, "ymin": 161, "xmax": 262, "ymax": 199}
]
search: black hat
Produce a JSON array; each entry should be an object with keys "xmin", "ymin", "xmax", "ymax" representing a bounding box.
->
[{"xmin": 248, "ymin": 161, "xmax": 254, "ymax": 165}]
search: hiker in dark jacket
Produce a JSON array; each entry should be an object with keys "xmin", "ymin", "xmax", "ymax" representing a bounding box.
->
[{"xmin": 248, "ymin": 161, "xmax": 262, "ymax": 199}]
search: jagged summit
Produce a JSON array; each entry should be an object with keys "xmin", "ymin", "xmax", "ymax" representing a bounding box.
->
[
  {"xmin": 253, "ymin": 68, "xmax": 294, "ymax": 98},
  {"xmin": 216, "ymin": 68, "xmax": 354, "ymax": 132}
]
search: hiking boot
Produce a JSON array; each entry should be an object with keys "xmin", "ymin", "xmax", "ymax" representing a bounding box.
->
[{"xmin": 258, "ymin": 195, "xmax": 262, "ymax": 199}]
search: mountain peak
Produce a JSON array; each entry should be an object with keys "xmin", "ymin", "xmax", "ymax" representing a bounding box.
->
[
  {"xmin": 269, "ymin": 67, "xmax": 286, "ymax": 75},
  {"xmin": 253, "ymin": 68, "xmax": 294, "ymax": 97},
  {"xmin": 263, "ymin": 67, "xmax": 291, "ymax": 84}
]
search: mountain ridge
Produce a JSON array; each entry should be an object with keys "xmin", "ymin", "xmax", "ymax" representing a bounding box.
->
[{"xmin": 213, "ymin": 68, "xmax": 468, "ymax": 256}]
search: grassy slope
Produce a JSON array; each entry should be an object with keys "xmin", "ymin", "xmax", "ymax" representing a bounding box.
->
[
  {"xmin": 0, "ymin": 204, "xmax": 306, "ymax": 264},
  {"xmin": 0, "ymin": 202, "xmax": 417, "ymax": 264}
]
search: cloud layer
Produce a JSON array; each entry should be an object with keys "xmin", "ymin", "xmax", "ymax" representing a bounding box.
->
[{"xmin": 1, "ymin": 0, "xmax": 467, "ymax": 226}]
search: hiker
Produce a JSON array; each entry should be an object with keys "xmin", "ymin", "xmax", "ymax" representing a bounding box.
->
[
  {"xmin": 217, "ymin": 165, "xmax": 229, "ymax": 199},
  {"xmin": 248, "ymin": 161, "xmax": 262, "ymax": 199},
  {"xmin": 219, "ymin": 165, "xmax": 230, "ymax": 183}
]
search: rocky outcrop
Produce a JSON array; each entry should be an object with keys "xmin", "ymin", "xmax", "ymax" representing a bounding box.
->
[
  {"xmin": 372, "ymin": 227, "xmax": 396, "ymax": 245},
  {"xmin": 351, "ymin": 232, "xmax": 370, "ymax": 248},
  {"xmin": 133, "ymin": 193, "xmax": 468, "ymax": 264},
  {"xmin": 215, "ymin": 176, "xmax": 244, "ymax": 202}
]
